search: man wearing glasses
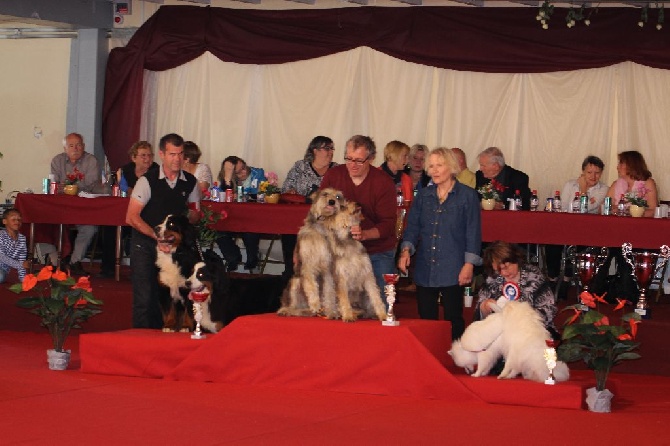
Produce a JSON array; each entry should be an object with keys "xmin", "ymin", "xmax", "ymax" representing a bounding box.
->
[{"xmin": 320, "ymin": 135, "xmax": 398, "ymax": 307}]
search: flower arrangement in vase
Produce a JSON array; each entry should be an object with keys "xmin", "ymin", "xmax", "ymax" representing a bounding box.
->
[
  {"xmin": 624, "ymin": 183, "xmax": 649, "ymax": 217},
  {"xmin": 557, "ymin": 291, "xmax": 641, "ymax": 412},
  {"xmin": 477, "ymin": 179, "xmax": 506, "ymax": 210},
  {"xmin": 63, "ymin": 167, "xmax": 84, "ymax": 195},
  {"xmin": 259, "ymin": 172, "xmax": 281, "ymax": 203},
  {"xmin": 10, "ymin": 266, "xmax": 103, "ymax": 369}
]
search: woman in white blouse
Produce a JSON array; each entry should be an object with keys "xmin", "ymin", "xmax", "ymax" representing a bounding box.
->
[
  {"xmin": 183, "ymin": 141, "xmax": 213, "ymax": 192},
  {"xmin": 560, "ymin": 155, "xmax": 608, "ymax": 214}
]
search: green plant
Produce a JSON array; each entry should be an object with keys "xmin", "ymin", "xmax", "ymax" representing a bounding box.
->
[
  {"xmin": 557, "ymin": 291, "xmax": 641, "ymax": 391},
  {"xmin": 10, "ymin": 266, "xmax": 103, "ymax": 352},
  {"xmin": 196, "ymin": 205, "xmax": 227, "ymax": 246}
]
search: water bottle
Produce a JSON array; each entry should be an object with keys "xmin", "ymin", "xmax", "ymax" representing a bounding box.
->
[
  {"xmin": 572, "ymin": 192, "xmax": 580, "ymax": 213},
  {"xmin": 513, "ymin": 189, "xmax": 522, "ymax": 210},
  {"xmin": 530, "ymin": 190, "xmax": 539, "ymax": 211},
  {"xmin": 209, "ymin": 182, "xmax": 220, "ymax": 202},
  {"xmin": 553, "ymin": 190, "xmax": 562, "ymax": 212},
  {"xmin": 396, "ymin": 189, "xmax": 404, "ymax": 206},
  {"xmin": 119, "ymin": 171, "xmax": 128, "ymax": 197}
]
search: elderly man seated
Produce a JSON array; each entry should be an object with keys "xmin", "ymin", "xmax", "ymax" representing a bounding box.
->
[
  {"xmin": 50, "ymin": 132, "xmax": 101, "ymax": 276},
  {"xmin": 475, "ymin": 146, "xmax": 531, "ymax": 210}
]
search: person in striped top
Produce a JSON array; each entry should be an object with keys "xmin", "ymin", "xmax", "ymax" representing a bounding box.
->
[{"xmin": 0, "ymin": 208, "xmax": 29, "ymax": 283}]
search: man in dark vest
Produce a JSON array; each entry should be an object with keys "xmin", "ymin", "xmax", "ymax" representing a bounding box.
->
[{"xmin": 126, "ymin": 133, "xmax": 200, "ymax": 328}]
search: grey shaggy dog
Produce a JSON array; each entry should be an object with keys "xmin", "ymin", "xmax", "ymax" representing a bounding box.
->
[{"xmin": 277, "ymin": 188, "xmax": 387, "ymax": 322}]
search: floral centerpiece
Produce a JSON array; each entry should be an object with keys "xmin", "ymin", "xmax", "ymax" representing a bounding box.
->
[
  {"xmin": 259, "ymin": 171, "xmax": 281, "ymax": 196},
  {"xmin": 557, "ymin": 291, "xmax": 641, "ymax": 411},
  {"xmin": 624, "ymin": 184, "xmax": 649, "ymax": 207},
  {"xmin": 477, "ymin": 178, "xmax": 506, "ymax": 201},
  {"xmin": 10, "ymin": 266, "xmax": 103, "ymax": 354},
  {"xmin": 196, "ymin": 206, "xmax": 227, "ymax": 246},
  {"xmin": 65, "ymin": 167, "xmax": 84, "ymax": 185}
]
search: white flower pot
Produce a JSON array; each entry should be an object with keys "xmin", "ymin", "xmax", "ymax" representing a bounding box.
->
[
  {"xmin": 585, "ymin": 387, "xmax": 613, "ymax": 412},
  {"xmin": 47, "ymin": 349, "xmax": 71, "ymax": 371}
]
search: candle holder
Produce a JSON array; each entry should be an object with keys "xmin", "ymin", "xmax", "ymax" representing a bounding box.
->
[{"xmin": 382, "ymin": 273, "xmax": 400, "ymax": 326}]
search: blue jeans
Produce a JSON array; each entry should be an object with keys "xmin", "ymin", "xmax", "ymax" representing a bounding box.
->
[{"xmin": 369, "ymin": 249, "xmax": 397, "ymax": 308}]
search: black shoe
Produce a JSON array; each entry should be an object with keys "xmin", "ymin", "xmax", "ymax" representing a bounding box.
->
[
  {"xmin": 68, "ymin": 261, "xmax": 87, "ymax": 276},
  {"xmin": 226, "ymin": 262, "xmax": 239, "ymax": 272}
]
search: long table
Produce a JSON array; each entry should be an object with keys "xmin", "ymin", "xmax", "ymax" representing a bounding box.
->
[
  {"xmin": 15, "ymin": 193, "xmax": 130, "ymax": 280},
  {"xmin": 211, "ymin": 202, "xmax": 670, "ymax": 250},
  {"xmin": 15, "ymin": 194, "xmax": 670, "ymax": 278}
]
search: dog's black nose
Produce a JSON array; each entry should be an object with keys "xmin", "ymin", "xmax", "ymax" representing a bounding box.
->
[
  {"xmin": 185, "ymin": 280, "xmax": 191, "ymax": 288},
  {"xmin": 328, "ymin": 199, "xmax": 336, "ymax": 206}
]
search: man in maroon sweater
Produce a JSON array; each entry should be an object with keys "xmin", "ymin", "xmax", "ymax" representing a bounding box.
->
[{"xmin": 320, "ymin": 135, "xmax": 398, "ymax": 306}]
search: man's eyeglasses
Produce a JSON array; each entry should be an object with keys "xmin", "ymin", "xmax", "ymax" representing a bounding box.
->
[{"xmin": 344, "ymin": 156, "xmax": 370, "ymax": 165}]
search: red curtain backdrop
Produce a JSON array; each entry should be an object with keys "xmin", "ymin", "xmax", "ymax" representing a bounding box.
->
[{"xmin": 102, "ymin": 5, "xmax": 670, "ymax": 169}]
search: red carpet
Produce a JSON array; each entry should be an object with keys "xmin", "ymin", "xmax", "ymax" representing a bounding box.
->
[
  {"xmin": 2, "ymin": 269, "xmax": 670, "ymax": 443},
  {"xmin": 80, "ymin": 315, "xmax": 584, "ymax": 409}
]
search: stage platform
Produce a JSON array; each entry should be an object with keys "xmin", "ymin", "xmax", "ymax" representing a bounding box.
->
[{"xmin": 80, "ymin": 314, "xmax": 584, "ymax": 410}]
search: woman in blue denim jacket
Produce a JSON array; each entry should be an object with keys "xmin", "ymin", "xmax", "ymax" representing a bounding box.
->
[{"xmin": 398, "ymin": 147, "xmax": 482, "ymax": 341}]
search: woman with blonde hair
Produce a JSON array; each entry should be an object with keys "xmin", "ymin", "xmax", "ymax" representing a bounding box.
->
[
  {"xmin": 380, "ymin": 140, "xmax": 413, "ymax": 204},
  {"xmin": 398, "ymin": 147, "xmax": 482, "ymax": 340}
]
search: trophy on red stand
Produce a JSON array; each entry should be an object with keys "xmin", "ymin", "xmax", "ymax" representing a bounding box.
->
[
  {"xmin": 382, "ymin": 273, "xmax": 400, "ymax": 326},
  {"xmin": 189, "ymin": 290, "xmax": 209, "ymax": 340}
]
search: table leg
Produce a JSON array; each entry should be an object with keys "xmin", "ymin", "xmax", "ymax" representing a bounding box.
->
[
  {"xmin": 28, "ymin": 223, "xmax": 35, "ymax": 274},
  {"xmin": 115, "ymin": 225, "xmax": 121, "ymax": 281},
  {"xmin": 57, "ymin": 224, "xmax": 63, "ymax": 270}
]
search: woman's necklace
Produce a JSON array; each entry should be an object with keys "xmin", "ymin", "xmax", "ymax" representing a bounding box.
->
[{"xmin": 437, "ymin": 181, "xmax": 455, "ymax": 203}]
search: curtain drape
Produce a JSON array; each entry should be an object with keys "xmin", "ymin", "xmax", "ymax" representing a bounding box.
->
[
  {"xmin": 103, "ymin": 5, "xmax": 670, "ymax": 170},
  {"xmin": 143, "ymin": 50, "xmax": 670, "ymax": 202}
]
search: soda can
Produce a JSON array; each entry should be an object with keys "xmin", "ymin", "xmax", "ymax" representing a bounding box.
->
[
  {"xmin": 544, "ymin": 197, "xmax": 553, "ymax": 212},
  {"xmin": 42, "ymin": 178, "xmax": 51, "ymax": 194},
  {"xmin": 112, "ymin": 184, "xmax": 120, "ymax": 197},
  {"xmin": 49, "ymin": 181, "xmax": 58, "ymax": 195},
  {"xmin": 603, "ymin": 197, "xmax": 612, "ymax": 215},
  {"xmin": 236, "ymin": 185, "xmax": 244, "ymax": 202},
  {"xmin": 225, "ymin": 189, "xmax": 233, "ymax": 203},
  {"xmin": 579, "ymin": 194, "xmax": 588, "ymax": 213}
]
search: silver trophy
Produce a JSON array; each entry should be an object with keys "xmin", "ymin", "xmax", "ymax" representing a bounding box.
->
[
  {"xmin": 382, "ymin": 273, "xmax": 400, "ymax": 326},
  {"xmin": 622, "ymin": 243, "xmax": 670, "ymax": 318}
]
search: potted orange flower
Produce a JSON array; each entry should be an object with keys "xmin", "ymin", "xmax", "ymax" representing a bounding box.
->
[
  {"xmin": 10, "ymin": 266, "xmax": 103, "ymax": 370},
  {"xmin": 557, "ymin": 291, "xmax": 641, "ymax": 412}
]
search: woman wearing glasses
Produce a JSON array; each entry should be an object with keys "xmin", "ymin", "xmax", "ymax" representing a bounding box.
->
[
  {"xmin": 475, "ymin": 241, "xmax": 558, "ymax": 336},
  {"xmin": 281, "ymin": 136, "xmax": 338, "ymax": 279},
  {"xmin": 398, "ymin": 147, "xmax": 481, "ymax": 341}
]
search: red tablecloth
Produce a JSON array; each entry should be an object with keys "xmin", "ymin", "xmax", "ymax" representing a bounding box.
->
[
  {"xmin": 14, "ymin": 194, "xmax": 670, "ymax": 249},
  {"xmin": 482, "ymin": 210, "xmax": 670, "ymax": 249}
]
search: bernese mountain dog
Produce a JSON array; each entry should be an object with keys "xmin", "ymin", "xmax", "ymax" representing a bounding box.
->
[{"xmin": 154, "ymin": 214, "xmax": 202, "ymax": 332}]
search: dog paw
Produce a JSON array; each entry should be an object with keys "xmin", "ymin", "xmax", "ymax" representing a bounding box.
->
[{"xmin": 161, "ymin": 327, "xmax": 175, "ymax": 333}]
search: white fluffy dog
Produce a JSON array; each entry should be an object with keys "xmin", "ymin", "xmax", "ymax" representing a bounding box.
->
[{"xmin": 449, "ymin": 300, "xmax": 569, "ymax": 383}]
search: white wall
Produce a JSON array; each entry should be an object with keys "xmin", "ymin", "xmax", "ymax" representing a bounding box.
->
[{"xmin": 0, "ymin": 39, "xmax": 70, "ymax": 196}]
